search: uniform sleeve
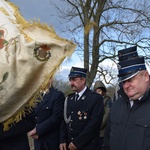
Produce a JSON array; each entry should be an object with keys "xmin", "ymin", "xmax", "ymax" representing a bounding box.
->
[
  {"xmin": 73, "ymin": 94, "xmax": 104, "ymax": 149},
  {"xmin": 60, "ymin": 119, "xmax": 68, "ymax": 144}
]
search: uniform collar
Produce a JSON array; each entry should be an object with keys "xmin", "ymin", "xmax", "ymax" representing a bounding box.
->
[{"xmin": 76, "ymin": 86, "xmax": 87, "ymax": 99}]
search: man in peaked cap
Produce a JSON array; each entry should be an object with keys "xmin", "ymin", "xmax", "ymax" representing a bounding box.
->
[
  {"xmin": 60, "ymin": 67, "xmax": 104, "ymax": 150},
  {"xmin": 103, "ymin": 46, "xmax": 150, "ymax": 150}
]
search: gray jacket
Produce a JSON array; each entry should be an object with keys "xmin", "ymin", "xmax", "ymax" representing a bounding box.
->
[{"xmin": 100, "ymin": 95, "xmax": 112, "ymax": 137}]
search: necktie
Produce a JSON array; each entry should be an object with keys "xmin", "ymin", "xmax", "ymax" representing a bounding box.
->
[
  {"xmin": 75, "ymin": 93, "xmax": 79, "ymax": 102},
  {"xmin": 130, "ymin": 99, "xmax": 139, "ymax": 108},
  {"xmin": 133, "ymin": 99, "xmax": 139, "ymax": 105}
]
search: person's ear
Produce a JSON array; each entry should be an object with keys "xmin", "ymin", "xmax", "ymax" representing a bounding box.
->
[{"xmin": 144, "ymin": 71, "xmax": 150, "ymax": 81}]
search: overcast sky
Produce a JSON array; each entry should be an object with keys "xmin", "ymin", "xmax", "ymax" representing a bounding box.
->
[
  {"xmin": 9, "ymin": 0, "xmax": 82, "ymax": 81},
  {"xmin": 9, "ymin": 0, "xmax": 64, "ymax": 34}
]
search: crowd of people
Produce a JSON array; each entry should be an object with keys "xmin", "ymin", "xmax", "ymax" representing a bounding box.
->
[{"xmin": 1, "ymin": 45, "xmax": 150, "ymax": 150}]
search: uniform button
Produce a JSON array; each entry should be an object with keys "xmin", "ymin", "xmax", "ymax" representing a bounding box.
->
[
  {"xmin": 71, "ymin": 111, "xmax": 73, "ymax": 113},
  {"xmin": 46, "ymin": 107, "xmax": 49, "ymax": 109},
  {"xmin": 71, "ymin": 138, "xmax": 74, "ymax": 140},
  {"xmin": 35, "ymin": 117, "xmax": 37, "ymax": 119}
]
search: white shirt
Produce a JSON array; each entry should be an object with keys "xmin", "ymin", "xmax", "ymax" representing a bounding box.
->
[
  {"xmin": 75, "ymin": 86, "xmax": 87, "ymax": 100},
  {"xmin": 129, "ymin": 96, "xmax": 142, "ymax": 107}
]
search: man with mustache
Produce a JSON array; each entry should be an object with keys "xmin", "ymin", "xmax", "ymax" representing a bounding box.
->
[{"xmin": 60, "ymin": 67, "xmax": 104, "ymax": 150}]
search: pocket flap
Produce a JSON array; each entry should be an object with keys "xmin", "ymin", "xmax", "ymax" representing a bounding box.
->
[{"xmin": 135, "ymin": 119, "xmax": 150, "ymax": 127}]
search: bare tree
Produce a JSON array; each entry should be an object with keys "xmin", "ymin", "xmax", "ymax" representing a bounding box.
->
[
  {"xmin": 50, "ymin": 0, "xmax": 150, "ymax": 87},
  {"xmin": 53, "ymin": 78, "xmax": 73, "ymax": 96}
]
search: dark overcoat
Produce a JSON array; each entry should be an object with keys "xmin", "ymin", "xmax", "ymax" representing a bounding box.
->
[
  {"xmin": 60, "ymin": 87, "xmax": 104, "ymax": 150},
  {"xmin": 0, "ymin": 112, "xmax": 35, "ymax": 150},
  {"xmin": 34, "ymin": 87, "xmax": 65, "ymax": 150},
  {"xmin": 103, "ymin": 88, "xmax": 150, "ymax": 150}
]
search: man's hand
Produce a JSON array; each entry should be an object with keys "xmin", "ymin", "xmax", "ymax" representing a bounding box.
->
[
  {"xmin": 28, "ymin": 127, "xmax": 38, "ymax": 139},
  {"xmin": 59, "ymin": 143, "xmax": 67, "ymax": 150},
  {"xmin": 68, "ymin": 142, "xmax": 77, "ymax": 150}
]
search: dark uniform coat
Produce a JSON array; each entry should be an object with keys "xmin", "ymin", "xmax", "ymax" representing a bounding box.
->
[
  {"xmin": 0, "ymin": 112, "xmax": 35, "ymax": 150},
  {"xmin": 34, "ymin": 86, "xmax": 65, "ymax": 150},
  {"xmin": 103, "ymin": 88, "xmax": 150, "ymax": 150},
  {"xmin": 60, "ymin": 87, "xmax": 104, "ymax": 150}
]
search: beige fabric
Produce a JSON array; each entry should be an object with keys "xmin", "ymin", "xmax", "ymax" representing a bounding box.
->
[{"xmin": 0, "ymin": 0, "xmax": 76, "ymax": 130}]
